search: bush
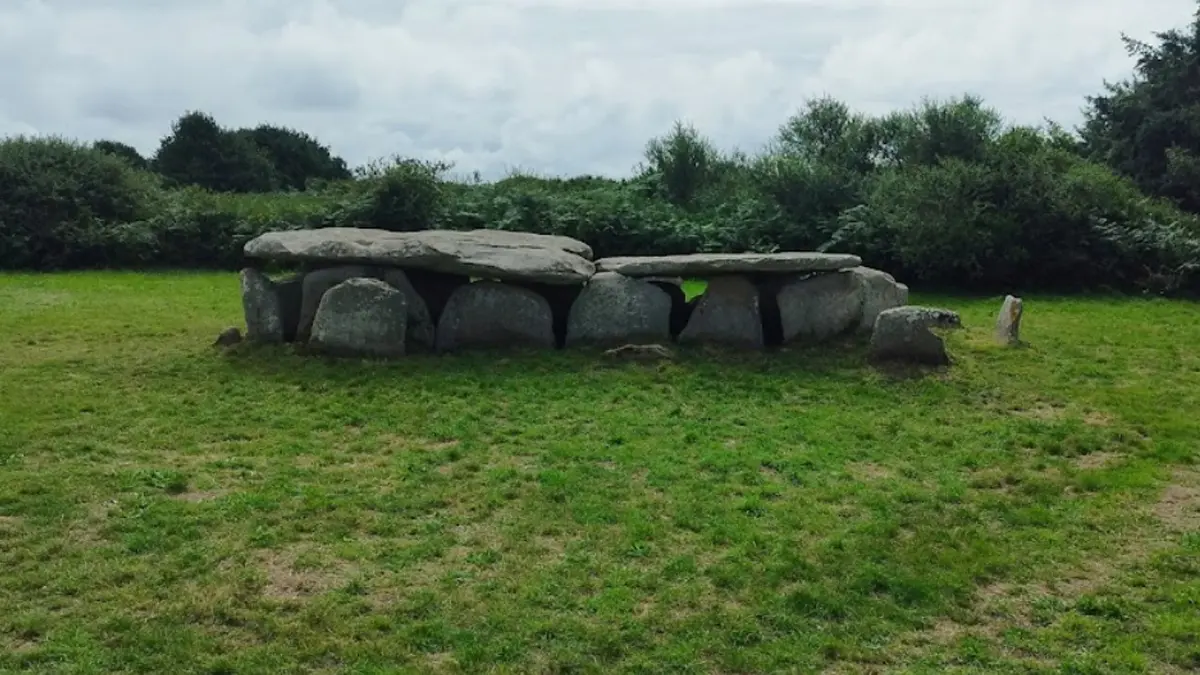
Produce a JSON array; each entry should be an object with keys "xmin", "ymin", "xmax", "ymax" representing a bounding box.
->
[
  {"xmin": 335, "ymin": 158, "xmax": 449, "ymax": 231},
  {"xmin": 0, "ymin": 136, "xmax": 160, "ymax": 269}
]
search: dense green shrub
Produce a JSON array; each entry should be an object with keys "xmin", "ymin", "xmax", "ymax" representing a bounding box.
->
[
  {"xmin": 239, "ymin": 125, "xmax": 352, "ymax": 191},
  {"xmin": 93, "ymin": 140, "xmax": 149, "ymax": 171},
  {"xmin": 152, "ymin": 112, "xmax": 281, "ymax": 194},
  {"xmin": 0, "ymin": 136, "xmax": 160, "ymax": 269}
]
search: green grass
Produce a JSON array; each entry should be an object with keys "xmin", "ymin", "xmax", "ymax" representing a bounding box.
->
[{"xmin": 1, "ymin": 272, "xmax": 1198, "ymax": 674}]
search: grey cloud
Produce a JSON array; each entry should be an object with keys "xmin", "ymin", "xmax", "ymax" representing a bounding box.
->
[{"xmin": 0, "ymin": 0, "xmax": 1196, "ymax": 178}]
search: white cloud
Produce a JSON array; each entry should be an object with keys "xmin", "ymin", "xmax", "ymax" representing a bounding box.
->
[{"xmin": 0, "ymin": 0, "xmax": 1194, "ymax": 178}]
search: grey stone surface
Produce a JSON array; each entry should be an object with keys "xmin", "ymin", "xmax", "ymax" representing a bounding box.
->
[
  {"xmin": 240, "ymin": 268, "xmax": 285, "ymax": 343},
  {"xmin": 435, "ymin": 282, "xmax": 555, "ymax": 352},
  {"xmin": 595, "ymin": 252, "xmax": 861, "ymax": 277},
  {"xmin": 869, "ymin": 306, "xmax": 962, "ymax": 365},
  {"xmin": 996, "ymin": 295, "xmax": 1023, "ymax": 346},
  {"xmin": 309, "ymin": 278, "xmax": 408, "ymax": 358},
  {"xmin": 380, "ymin": 268, "xmax": 435, "ymax": 351},
  {"xmin": 851, "ymin": 267, "xmax": 909, "ymax": 333},
  {"xmin": 244, "ymin": 227, "xmax": 595, "ymax": 284},
  {"xmin": 297, "ymin": 265, "xmax": 371, "ymax": 342},
  {"xmin": 678, "ymin": 275, "xmax": 763, "ymax": 348},
  {"xmin": 777, "ymin": 271, "xmax": 865, "ymax": 344},
  {"xmin": 565, "ymin": 272, "xmax": 672, "ymax": 347}
]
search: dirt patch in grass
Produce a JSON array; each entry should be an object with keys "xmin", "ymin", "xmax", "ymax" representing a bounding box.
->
[
  {"xmin": 170, "ymin": 489, "xmax": 226, "ymax": 503},
  {"xmin": 1082, "ymin": 411, "xmax": 1114, "ymax": 427},
  {"xmin": 1073, "ymin": 451, "xmax": 1121, "ymax": 470},
  {"xmin": 848, "ymin": 462, "xmax": 893, "ymax": 481},
  {"xmin": 1010, "ymin": 402, "xmax": 1066, "ymax": 421},
  {"xmin": 1155, "ymin": 468, "xmax": 1200, "ymax": 532},
  {"xmin": 256, "ymin": 547, "xmax": 357, "ymax": 601}
]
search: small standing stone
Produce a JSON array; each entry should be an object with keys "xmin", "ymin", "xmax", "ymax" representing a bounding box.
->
[
  {"xmin": 309, "ymin": 278, "xmax": 408, "ymax": 358},
  {"xmin": 996, "ymin": 295, "xmax": 1023, "ymax": 346},
  {"xmin": 213, "ymin": 327, "xmax": 243, "ymax": 348}
]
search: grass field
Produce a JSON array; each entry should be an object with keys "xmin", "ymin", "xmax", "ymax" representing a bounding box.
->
[{"xmin": 1, "ymin": 272, "xmax": 1198, "ymax": 674}]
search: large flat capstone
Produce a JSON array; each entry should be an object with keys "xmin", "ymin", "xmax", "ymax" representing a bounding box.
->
[
  {"xmin": 244, "ymin": 228, "xmax": 595, "ymax": 285},
  {"xmin": 594, "ymin": 252, "xmax": 861, "ymax": 277}
]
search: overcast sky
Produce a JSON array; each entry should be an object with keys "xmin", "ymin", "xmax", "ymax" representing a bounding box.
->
[{"xmin": 1, "ymin": 0, "xmax": 1195, "ymax": 178}]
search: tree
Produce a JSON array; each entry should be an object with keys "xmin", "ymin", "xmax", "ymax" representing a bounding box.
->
[
  {"xmin": 238, "ymin": 124, "xmax": 351, "ymax": 191},
  {"xmin": 152, "ymin": 111, "xmax": 280, "ymax": 193},
  {"xmin": 641, "ymin": 121, "xmax": 720, "ymax": 206},
  {"xmin": 93, "ymin": 140, "xmax": 149, "ymax": 171},
  {"xmin": 1080, "ymin": 4, "xmax": 1200, "ymax": 212}
]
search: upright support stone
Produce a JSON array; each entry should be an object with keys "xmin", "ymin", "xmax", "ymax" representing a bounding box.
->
[
  {"xmin": 380, "ymin": 268, "xmax": 436, "ymax": 351},
  {"xmin": 240, "ymin": 268, "xmax": 285, "ymax": 343},
  {"xmin": 565, "ymin": 272, "xmax": 672, "ymax": 347},
  {"xmin": 309, "ymin": 278, "xmax": 408, "ymax": 358},
  {"xmin": 435, "ymin": 282, "xmax": 555, "ymax": 353},
  {"xmin": 851, "ymin": 267, "xmax": 909, "ymax": 333},
  {"xmin": 678, "ymin": 275, "xmax": 763, "ymax": 349},
  {"xmin": 776, "ymin": 271, "xmax": 865, "ymax": 344},
  {"xmin": 996, "ymin": 295, "xmax": 1023, "ymax": 346},
  {"xmin": 869, "ymin": 306, "xmax": 962, "ymax": 366},
  {"xmin": 297, "ymin": 265, "xmax": 371, "ymax": 342}
]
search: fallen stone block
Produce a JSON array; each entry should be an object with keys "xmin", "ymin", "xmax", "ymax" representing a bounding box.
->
[{"xmin": 869, "ymin": 306, "xmax": 962, "ymax": 365}]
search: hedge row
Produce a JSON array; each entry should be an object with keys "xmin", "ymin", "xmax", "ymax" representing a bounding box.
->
[{"xmin": 3, "ymin": 122, "xmax": 1199, "ymax": 295}]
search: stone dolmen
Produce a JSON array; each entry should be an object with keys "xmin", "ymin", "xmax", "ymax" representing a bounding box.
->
[{"xmin": 238, "ymin": 227, "xmax": 943, "ymax": 359}]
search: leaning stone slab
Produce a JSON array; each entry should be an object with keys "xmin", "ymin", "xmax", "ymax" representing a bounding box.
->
[
  {"xmin": 240, "ymin": 268, "xmax": 285, "ymax": 343},
  {"xmin": 851, "ymin": 267, "xmax": 908, "ymax": 333},
  {"xmin": 565, "ymin": 272, "xmax": 672, "ymax": 347},
  {"xmin": 777, "ymin": 271, "xmax": 865, "ymax": 344},
  {"xmin": 678, "ymin": 275, "xmax": 763, "ymax": 348},
  {"xmin": 309, "ymin": 278, "xmax": 408, "ymax": 358},
  {"xmin": 244, "ymin": 227, "xmax": 595, "ymax": 285},
  {"xmin": 297, "ymin": 265, "xmax": 371, "ymax": 342},
  {"xmin": 869, "ymin": 306, "xmax": 962, "ymax": 365},
  {"xmin": 435, "ymin": 282, "xmax": 555, "ymax": 352},
  {"xmin": 996, "ymin": 295, "xmax": 1023, "ymax": 346},
  {"xmin": 594, "ymin": 252, "xmax": 861, "ymax": 277}
]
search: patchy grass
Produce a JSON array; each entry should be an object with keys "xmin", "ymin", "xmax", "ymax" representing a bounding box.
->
[{"xmin": 0, "ymin": 272, "xmax": 1198, "ymax": 674}]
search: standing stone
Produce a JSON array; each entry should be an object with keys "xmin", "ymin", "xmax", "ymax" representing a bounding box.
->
[
  {"xmin": 869, "ymin": 306, "xmax": 962, "ymax": 366},
  {"xmin": 435, "ymin": 282, "xmax": 555, "ymax": 352},
  {"xmin": 240, "ymin": 268, "xmax": 285, "ymax": 343},
  {"xmin": 851, "ymin": 267, "xmax": 909, "ymax": 333},
  {"xmin": 297, "ymin": 265, "xmax": 371, "ymax": 342},
  {"xmin": 380, "ymin": 268, "xmax": 436, "ymax": 351},
  {"xmin": 996, "ymin": 295, "xmax": 1023, "ymax": 346},
  {"xmin": 565, "ymin": 272, "xmax": 672, "ymax": 347},
  {"xmin": 776, "ymin": 271, "xmax": 865, "ymax": 344},
  {"xmin": 678, "ymin": 275, "xmax": 763, "ymax": 348},
  {"xmin": 309, "ymin": 278, "xmax": 408, "ymax": 358}
]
